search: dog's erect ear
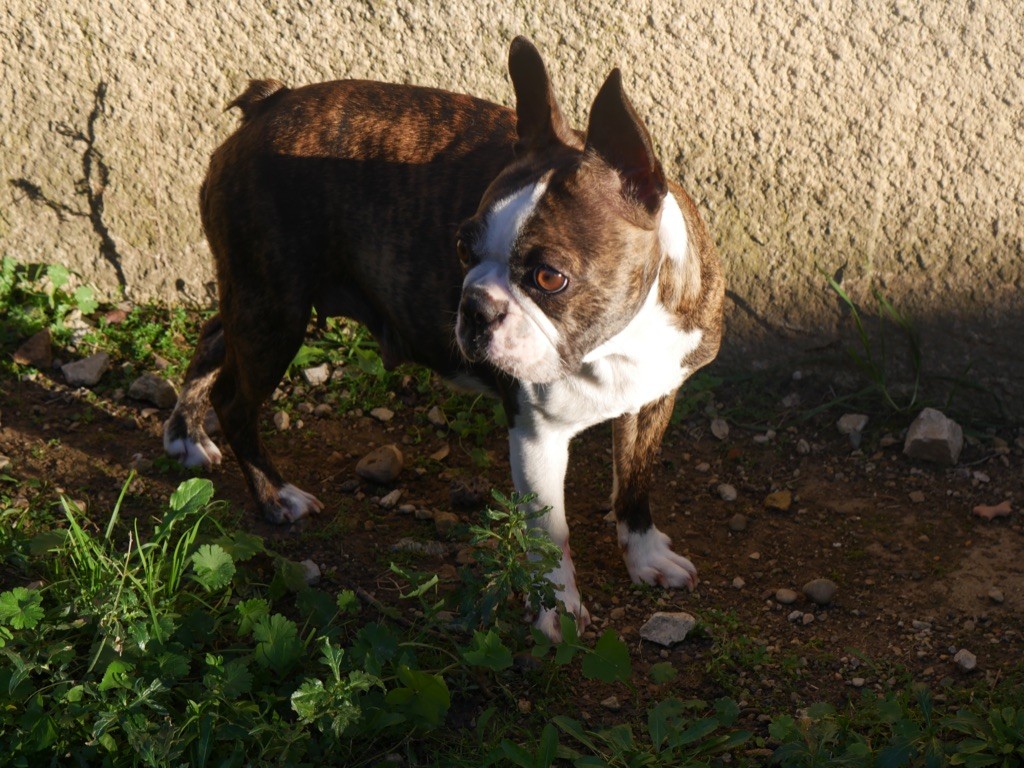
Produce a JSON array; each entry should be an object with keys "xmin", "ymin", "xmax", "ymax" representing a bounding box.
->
[
  {"xmin": 508, "ymin": 36, "xmax": 572, "ymax": 151},
  {"xmin": 585, "ymin": 69, "xmax": 667, "ymax": 213}
]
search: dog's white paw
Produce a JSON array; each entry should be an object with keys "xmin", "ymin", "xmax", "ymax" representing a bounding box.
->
[
  {"xmin": 270, "ymin": 484, "xmax": 325, "ymax": 524},
  {"xmin": 163, "ymin": 429, "xmax": 223, "ymax": 470},
  {"xmin": 619, "ymin": 525, "xmax": 697, "ymax": 589}
]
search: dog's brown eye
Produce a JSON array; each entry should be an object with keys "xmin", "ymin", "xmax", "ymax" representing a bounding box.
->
[
  {"xmin": 532, "ymin": 265, "xmax": 568, "ymax": 294},
  {"xmin": 456, "ymin": 238, "xmax": 471, "ymax": 268}
]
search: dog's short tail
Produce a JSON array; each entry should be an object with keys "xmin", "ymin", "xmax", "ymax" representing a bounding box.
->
[{"xmin": 226, "ymin": 79, "xmax": 288, "ymax": 122}]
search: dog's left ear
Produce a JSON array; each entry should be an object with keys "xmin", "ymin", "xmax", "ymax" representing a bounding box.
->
[{"xmin": 585, "ymin": 69, "xmax": 667, "ymax": 213}]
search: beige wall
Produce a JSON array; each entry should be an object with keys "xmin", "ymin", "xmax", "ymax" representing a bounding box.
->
[{"xmin": 4, "ymin": 1, "xmax": 1023, "ymax": 412}]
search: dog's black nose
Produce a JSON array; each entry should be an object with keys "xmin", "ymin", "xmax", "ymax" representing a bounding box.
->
[{"xmin": 460, "ymin": 290, "xmax": 508, "ymax": 331}]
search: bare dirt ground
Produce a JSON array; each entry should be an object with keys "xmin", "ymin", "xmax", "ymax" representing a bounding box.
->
[{"xmin": 2, "ymin": 360, "xmax": 1022, "ymax": 720}]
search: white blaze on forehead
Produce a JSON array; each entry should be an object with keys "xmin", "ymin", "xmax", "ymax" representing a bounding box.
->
[
  {"xmin": 480, "ymin": 177, "xmax": 550, "ymax": 261},
  {"xmin": 659, "ymin": 192, "xmax": 689, "ymax": 263}
]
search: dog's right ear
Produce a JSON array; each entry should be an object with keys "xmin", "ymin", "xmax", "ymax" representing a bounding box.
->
[{"xmin": 508, "ymin": 36, "xmax": 572, "ymax": 152}]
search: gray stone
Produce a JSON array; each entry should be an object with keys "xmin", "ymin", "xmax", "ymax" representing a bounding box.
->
[
  {"xmin": 434, "ymin": 511, "xmax": 460, "ymax": 537},
  {"xmin": 711, "ymin": 418, "xmax": 729, "ymax": 440},
  {"xmin": 600, "ymin": 695, "xmax": 621, "ymax": 711},
  {"xmin": 837, "ymin": 413, "xmax": 869, "ymax": 435},
  {"xmin": 732, "ymin": 576, "xmax": 745, "ymax": 589},
  {"xmin": 300, "ymin": 559, "xmax": 321, "ymax": 586},
  {"xmin": 301, "ymin": 363, "xmax": 331, "ymax": 387},
  {"xmin": 370, "ymin": 407, "xmax": 395, "ymax": 423},
  {"xmin": 796, "ymin": 439, "xmax": 811, "ymax": 455},
  {"xmin": 775, "ymin": 588, "xmax": 799, "ymax": 605},
  {"xmin": 988, "ymin": 587, "xmax": 1004, "ymax": 604},
  {"xmin": 379, "ymin": 489, "xmax": 403, "ymax": 509},
  {"xmin": 13, "ymin": 329, "xmax": 52, "ymax": 368},
  {"xmin": 356, "ymin": 444, "xmax": 404, "ymax": 483},
  {"xmin": 718, "ymin": 483, "xmax": 738, "ymax": 502},
  {"xmin": 803, "ymin": 578, "xmax": 838, "ymax": 605},
  {"xmin": 313, "ymin": 403, "xmax": 333, "ymax": 417},
  {"xmin": 904, "ymin": 408, "xmax": 963, "ymax": 465},
  {"xmin": 728, "ymin": 513, "xmax": 748, "ymax": 531},
  {"xmin": 129, "ymin": 373, "xmax": 179, "ymax": 408},
  {"xmin": 273, "ymin": 410, "xmax": 290, "ymax": 431},
  {"xmin": 953, "ymin": 648, "xmax": 977, "ymax": 672},
  {"xmin": 427, "ymin": 405, "xmax": 447, "ymax": 428},
  {"xmin": 639, "ymin": 611, "xmax": 696, "ymax": 646},
  {"xmin": 391, "ymin": 538, "xmax": 449, "ymax": 558},
  {"xmin": 61, "ymin": 352, "xmax": 110, "ymax": 387}
]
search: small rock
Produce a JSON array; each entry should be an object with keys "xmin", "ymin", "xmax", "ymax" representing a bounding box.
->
[
  {"xmin": 796, "ymin": 439, "xmax": 811, "ymax": 455},
  {"xmin": 356, "ymin": 444, "xmax": 404, "ymax": 483},
  {"xmin": 0, "ymin": 455, "xmax": 12, "ymax": 471},
  {"xmin": 732, "ymin": 576, "xmax": 745, "ymax": 589},
  {"xmin": 301, "ymin": 363, "xmax": 331, "ymax": 387},
  {"xmin": 370, "ymin": 407, "xmax": 395, "ymax": 423},
  {"xmin": 610, "ymin": 607, "xmax": 626, "ymax": 620},
  {"xmin": 801, "ymin": 613, "xmax": 815, "ymax": 625},
  {"xmin": 803, "ymin": 578, "xmax": 838, "ymax": 606},
  {"xmin": 953, "ymin": 648, "xmax": 977, "ymax": 672},
  {"xmin": 61, "ymin": 352, "xmax": 110, "ymax": 387},
  {"xmin": 775, "ymin": 588, "xmax": 799, "ymax": 605},
  {"xmin": 414, "ymin": 508, "xmax": 435, "ymax": 520},
  {"xmin": 639, "ymin": 611, "xmax": 696, "ymax": 646},
  {"xmin": 718, "ymin": 483, "xmax": 738, "ymax": 502},
  {"xmin": 434, "ymin": 511, "xmax": 460, "ymax": 537},
  {"xmin": 711, "ymin": 418, "xmax": 729, "ymax": 440},
  {"xmin": 379, "ymin": 489, "xmax": 403, "ymax": 509},
  {"xmin": 988, "ymin": 587, "xmax": 1005, "ymax": 604},
  {"xmin": 129, "ymin": 373, "xmax": 179, "ymax": 409},
  {"xmin": 837, "ymin": 414, "xmax": 869, "ymax": 435},
  {"xmin": 300, "ymin": 559, "xmax": 321, "ymax": 586},
  {"xmin": 339, "ymin": 478, "xmax": 360, "ymax": 493},
  {"xmin": 695, "ymin": 462, "xmax": 710, "ymax": 473},
  {"xmin": 313, "ymin": 403, "xmax": 333, "ymax": 418},
  {"xmin": 391, "ymin": 538, "xmax": 449, "ymax": 558},
  {"xmin": 600, "ymin": 696, "xmax": 621, "ymax": 711},
  {"xmin": 851, "ymin": 677, "xmax": 866, "ymax": 688},
  {"xmin": 972, "ymin": 500, "xmax": 1012, "ymax": 520},
  {"xmin": 749, "ymin": 551, "xmax": 761, "ymax": 560},
  {"xmin": 13, "ymin": 329, "xmax": 53, "ymax": 368},
  {"xmin": 728, "ymin": 513, "xmax": 748, "ymax": 531},
  {"xmin": 787, "ymin": 610, "xmax": 803, "ymax": 622},
  {"xmin": 397, "ymin": 503, "xmax": 416, "ymax": 515},
  {"xmin": 909, "ymin": 490, "xmax": 925, "ymax": 503},
  {"xmin": 427, "ymin": 406, "xmax": 447, "ymax": 428},
  {"xmin": 273, "ymin": 411, "xmax": 290, "ymax": 431},
  {"xmin": 753, "ymin": 430, "xmax": 776, "ymax": 444},
  {"xmin": 764, "ymin": 490, "xmax": 792, "ymax": 512},
  {"xmin": 450, "ymin": 476, "xmax": 488, "ymax": 508},
  {"xmin": 904, "ymin": 408, "xmax": 963, "ymax": 465},
  {"xmin": 429, "ymin": 444, "xmax": 451, "ymax": 462}
]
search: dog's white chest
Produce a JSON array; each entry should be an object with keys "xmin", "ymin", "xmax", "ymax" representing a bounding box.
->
[{"xmin": 521, "ymin": 284, "xmax": 702, "ymax": 431}]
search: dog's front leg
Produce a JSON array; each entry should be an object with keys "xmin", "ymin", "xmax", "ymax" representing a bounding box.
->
[
  {"xmin": 508, "ymin": 418, "xmax": 590, "ymax": 642},
  {"xmin": 613, "ymin": 392, "xmax": 698, "ymax": 589}
]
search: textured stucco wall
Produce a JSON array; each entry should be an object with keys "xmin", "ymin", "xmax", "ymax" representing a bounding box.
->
[{"xmin": 3, "ymin": 1, "xmax": 1023, "ymax": 411}]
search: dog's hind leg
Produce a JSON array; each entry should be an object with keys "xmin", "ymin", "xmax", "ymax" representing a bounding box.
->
[
  {"xmin": 211, "ymin": 296, "xmax": 323, "ymax": 524},
  {"xmin": 612, "ymin": 392, "xmax": 698, "ymax": 589},
  {"xmin": 164, "ymin": 314, "xmax": 226, "ymax": 469}
]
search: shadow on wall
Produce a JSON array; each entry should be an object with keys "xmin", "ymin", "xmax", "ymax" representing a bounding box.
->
[{"xmin": 9, "ymin": 82, "xmax": 128, "ymax": 295}]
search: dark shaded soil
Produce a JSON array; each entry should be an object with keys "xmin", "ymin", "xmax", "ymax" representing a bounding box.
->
[{"xmin": 2, "ymin": 361, "xmax": 1022, "ymax": 722}]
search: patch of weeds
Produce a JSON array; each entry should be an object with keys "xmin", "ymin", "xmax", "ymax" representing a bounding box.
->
[{"xmin": 89, "ymin": 303, "xmax": 207, "ymax": 380}]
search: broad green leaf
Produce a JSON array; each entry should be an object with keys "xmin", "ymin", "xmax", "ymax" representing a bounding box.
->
[
  {"xmin": 337, "ymin": 589, "xmax": 359, "ymax": 616},
  {"xmin": 581, "ymin": 629, "xmax": 631, "ymax": 683},
  {"xmin": 291, "ymin": 679, "xmax": 327, "ymax": 720},
  {"xmin": 388, "ymin": 665, "xmax": 450, "ymax": 728},
  {"xmin": 47, "ymin": 264, "xmax": 69, "ymax": 289},
  {"xmin": 220, "ymin": 658, "xmax": 253, "ymax": 698},
  {"xmin": 0, "ymin": 587, "xmax": 44, "ymax": 630},
  {"xmin": 168, "ymin": 477, "xmax": 215, "ymax": 517},
  {"xmin": 73, "ymin": 285, "xmax": 98, "ymax": 314},
  {"xmin": 649, "ymin": 661, "xmax": 678, "ymax": 684},
  {"xmin": 215, "ymin": 531, "xmax": 265, "ymax": 561},
  {"xmin": 253, "ymin": 614, "xmax": 302, "ymax": 674},
  {"xmin": 463, "ymin": 630, "xmax": 513, "ymax": 671},
  {"xmin": 649, "ymin": 698, "xmax": 687, "ymax": 751},
  {"xmin": 235, "ymin": 598, "xmax": 270, "ymax": 636},
  {"xmin": 99, "ymin": 659, "xmax": 135, "ymax": 691},
  {"xmin": 191, "ymin": 544, "xmax": 235, "ymax": 591},
  {"xmin": 536, "ymin": 723, "xmax": 559, "ymax": 767}
]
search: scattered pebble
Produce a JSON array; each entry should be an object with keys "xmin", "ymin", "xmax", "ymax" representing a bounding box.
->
[
  {"xmin": 434, "ymin": 511, "xmax": 460, "ymax": 537},
  {"xmin": 753, "ymin": 430, "xmax": 776, "ymax": 444},
  {"xmin": 356, "ymin": 444, "xmax": 404, "ymax": 483},
  {"xmin": 639, "ymin": 612, "xmax": 696, "ymax": 646},
  {"xmin": 301, "ymin": 364, "xmax": 331, "ymax": 387},
  {"xmin": 775, "ymin": 588, "xmax": 799, "ymax": 605},
  {"xmin": 610, "ymin": 607, "xmax": 626, "ymax": 621},
  {"xmin": 313, "ymin": 403, "xmax": 333, "ymax": 418},
  {"xmin": 851, "ymin": 677, "xmax": 866, "ymax": 688},
  {"xmin": 711, "ymin": 418, "xmax": 729, "ymax": 440},
  {"xmin": 379, "ymin": 489, "xmax": 403, "ymax": 509},
  {"xmin": 988, "ymin": 587, "xmax": 1005, "ymax": 604},
  {"xmin": 972, "ymin": 500, "xmax": 1012, "ymax": 520},
  {"xmin": 370, "ymin": 407, "xmax": 395, "ymax": 423},
  {"xmin": 397, "ymin": 503, "xmax": 417, "ymax": 515},
  {"xmin": 695, "ymin": 462, "xmax": 711, "ymax": 473},
  {"xmin": 601, "ymin": 696, "xmax": 621, "ymax": 711},
  {"xmin": 273, "ymin": 410, "xmax": 290, "ymax": 431},
  {"xmin": 801, "ymin": 613, "xmax": 815, "ymax": 625},
  {"xmin": 129, "ymin": 373, "xmax": 179, "ymax": 409},
  {"xmin": 300, "ymin": 559, "xmax": 321, "ymax": 586},
  {"xmin": 732, "ymin": 577, "xmax": 745, "ymax": 589},
  {"xmin": 953, "ymin": 648, "xmax": 977, "ymax": 672},
  {"xmin": 429, "ymin": 444, "xmax": 450, "ymax": 462},
  {"xmin": 796, "ymin": 439, "xmax": 811, "ymax": 455},
  {"xmin": 764, "ymin": 490, "xmax": 792, "ymax": 512},
  {"xmin": 728, "ymin": 513, "xmax": 748, "ymax": 532},
  {"xmin": 749, "ymin": 551, "xmax": 761, "ymax": 560},
  {"xmin": 718, "ymin": 483, "xmax": 738, "ymax": 502},
  {"xmin": 391, "ymin": 538, "xmax": 449, "ymax": 557},
  {"xmin": 13, "ymin": 329, "xmax": 53, "ymax": 368},
  {"xmin": 803, "ymin": 578, "xmax": 838, "ymax": 606},
  {"xmin": 427, "ymin": 405, "xmax": 447, "ymax": 428},
  {"xmin": 836, "ymin": 414, "xmax": 869, "ymax": 435},
  {"xmin": 62, "ymin": 352, "xmax": 110, "ymax": 387},
  {"xmin": 904, "ymin": 408, "xmax": 963, "ymax": 466},
  {"xmin": 787, "ymin": 610, "xmax": 803, "ymax": 622},
  {"xmin": 909, "ymin": 490, "xmax": 925, "ymax": 503}
]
